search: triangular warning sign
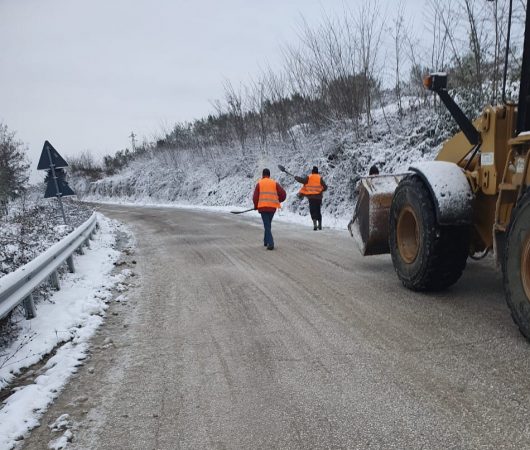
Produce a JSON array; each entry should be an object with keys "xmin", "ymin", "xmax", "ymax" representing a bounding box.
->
[
  {"xmin": 37, "ymin": 141, "xmax": 69, "ymax": 170},
  {"xmin": 45, "ymin": 179, "xmax": 76, "ymax": 198}
]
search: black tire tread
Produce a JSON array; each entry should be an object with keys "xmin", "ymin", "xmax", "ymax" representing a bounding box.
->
[
  {"xmin": 503, "ymin": 188, "xmax": 530, "ymax": 340},
  {"xmin": 389, "ymin": 175, "xmax": 470, "ymax": 292}
]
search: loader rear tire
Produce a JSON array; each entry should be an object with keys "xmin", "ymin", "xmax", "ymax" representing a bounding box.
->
[
  {"xmin": 503, "ymin": 190, "xmax": 530, "ymax": 340},
  {"xmin": 389, "ymin": 175, "xmax": 470, "ymax": 291}
]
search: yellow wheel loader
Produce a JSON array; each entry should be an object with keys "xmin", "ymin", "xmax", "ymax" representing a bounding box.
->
[{"xmin": 351, "ymin": 0, "xmax": 530, "ymax": 339}]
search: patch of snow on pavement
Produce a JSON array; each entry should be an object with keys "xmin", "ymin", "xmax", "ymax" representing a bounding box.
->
[
  {"xmin": 48, "ymin": 413, "xmax": 71, "ymax": 432},
  {"xmin": 48, "ymin": 429, "xmax": 72, "ymax": 450},
  {"xmin": 0, "ymin": 214, "xmax": 125, "ymax": 450}
]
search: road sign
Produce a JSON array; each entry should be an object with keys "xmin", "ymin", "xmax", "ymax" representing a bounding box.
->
[
  {"xmin": 37, "ymin": 141, "xmax": 68, "ymax": 170},
  {"xmin": 36, "ymin": 140, "xmax": 74, "ymax": 224},
  {"xmin": 45, "ymin": 174, "xmax": 75, "ymax": 198}
]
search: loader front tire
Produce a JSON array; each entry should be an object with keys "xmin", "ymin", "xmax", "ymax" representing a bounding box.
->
[
  {"xmin": 389, "ymin": 175, "xmax": 470, "ymax": 291},
  {"xmin": 503, "ymin": 190, "xmax": 530, "ymax": 340}
]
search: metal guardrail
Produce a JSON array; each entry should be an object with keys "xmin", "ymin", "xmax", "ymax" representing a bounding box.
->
[{"xmin": 0, "ymin": 212, "xmax": 98, "ymax": 320}]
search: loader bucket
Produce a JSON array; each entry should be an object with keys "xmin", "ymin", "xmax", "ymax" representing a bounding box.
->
[{"xmin": 351, "ymin": 174, "xmax": 403, "ymax": 256}]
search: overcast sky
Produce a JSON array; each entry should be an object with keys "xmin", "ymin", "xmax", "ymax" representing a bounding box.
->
[{"xmin": 0, "ymin": 0, "xmax": 425, "ymax": 180}]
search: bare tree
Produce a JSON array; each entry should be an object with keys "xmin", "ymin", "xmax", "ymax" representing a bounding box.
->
[
  {"xmin": 391, "ymin": 0, "xmax": 407, "ymax": 116},
  {"xmin": 350, "ymin": 0, "xmax": 386, "ymax": 133},
  {"xmin": 220, "ymin": 80, "xmax": 248, "ymax": 153},
  {"xmin": 282, "ymin": 4, "xmax": 385, "ymax": 134},
  {"xmin": 263, "ymin": 67, "xmax": 299, "ymax": 144},
  {"xmin": 462, "ymin": 0, "xmax": 492, "ymax": 101},
  {"xmin": 248, "ymin": 73, "xmax": 270, "ymax": 147}
]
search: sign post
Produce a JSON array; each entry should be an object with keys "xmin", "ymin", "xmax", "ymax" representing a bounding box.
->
[
  {"xmin": 47, "ymin": 144, "xmax": 67, "ymax": 224},
  {"xmin": 37, "ymin": 141, "xmax": 75, "ymax": 225}
]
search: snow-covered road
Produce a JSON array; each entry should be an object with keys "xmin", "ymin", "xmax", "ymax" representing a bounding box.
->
[{"xmin": 20, "ymin": 204, "xmax": 530, "ymax": 449}]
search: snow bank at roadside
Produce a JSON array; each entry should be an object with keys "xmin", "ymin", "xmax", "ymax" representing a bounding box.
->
[
  {"xmin": 91, "ymin": 198, "xmax": 351, "ymax": 230},
  {"xmin": 0, "ymin": 214, "xmax": 126, "ymax": 450}
]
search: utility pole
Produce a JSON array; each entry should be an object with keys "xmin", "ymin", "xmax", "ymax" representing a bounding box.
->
[{"xmin": 129, "ymin": 131, "xmax": 136, "ymax": 151}]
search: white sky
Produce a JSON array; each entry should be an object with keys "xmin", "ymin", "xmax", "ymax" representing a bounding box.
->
[{"xmin": 0, "ymin": 0, "xmax": 426, "ymax": 180}]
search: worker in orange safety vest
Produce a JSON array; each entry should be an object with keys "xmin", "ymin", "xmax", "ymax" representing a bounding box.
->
[
  {"xmin": 295, "ymin": 166, "xmax": 328, "ymax": 230},
  {"xmin": 253, "ymin": 168, "xmax": 287, "ymax": 250}
]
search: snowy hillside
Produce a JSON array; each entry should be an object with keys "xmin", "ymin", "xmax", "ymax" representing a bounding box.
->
[{"xmin": 73, "ymin": 102, "xmax": 450, "ymax": 226}]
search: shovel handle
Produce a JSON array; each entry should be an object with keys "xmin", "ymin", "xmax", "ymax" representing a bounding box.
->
[{"xmin": 230, "ymin": 208, "xmax": 255, "ymax": 214}]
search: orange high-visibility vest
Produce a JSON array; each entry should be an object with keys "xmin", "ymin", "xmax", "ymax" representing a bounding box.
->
[
  {"xmin": 258, "ymin": 177, "xmax": 281, "ymax": 209},
  {"xmin": 299, "ymin": 174, "xmax": 323, "ymax": 196}
]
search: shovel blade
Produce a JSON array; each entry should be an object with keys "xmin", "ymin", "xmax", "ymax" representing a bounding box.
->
[{"xmin": 351, "ymin": 174, "xmax": 403, "ymax": 256}]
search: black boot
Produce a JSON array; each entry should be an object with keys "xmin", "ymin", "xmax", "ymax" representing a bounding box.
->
[
  {"xmin": 318, "ymin": 220, "xmax": 322, "ymax": 230},
  {"xmin": 313, "ymin": 220, "xmax": 318, "ymax": 231}
]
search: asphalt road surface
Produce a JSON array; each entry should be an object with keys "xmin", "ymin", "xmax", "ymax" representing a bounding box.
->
[{"xmin": 23, "ymin": 205, "xmax": 530, "ymax": 449}]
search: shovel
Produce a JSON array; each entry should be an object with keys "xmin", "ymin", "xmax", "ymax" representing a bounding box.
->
[
  {"xmin": 277, "ymin": 164, "xmax": 296, "ymax": 178},
  {"xmin": 230, "ymin": 207, "xmax": 255, "ymax": 215}
]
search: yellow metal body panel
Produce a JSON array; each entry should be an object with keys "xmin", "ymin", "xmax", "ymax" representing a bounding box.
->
[
  {"xmin": 435, "ymin": 103, "xmax": 529, "ymax": 254},
  {"xmin": 435, "ymin": 130, "xmax": 474, "ymax": 165},
  {"xmin": 357, "ymin": 102, "xmax": 529, "ymax": 258}
]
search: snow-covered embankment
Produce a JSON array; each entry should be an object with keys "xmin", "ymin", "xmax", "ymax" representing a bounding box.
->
[{"xmin": 0, "ymin": 214, "xmax": 130, "ymax": 449}]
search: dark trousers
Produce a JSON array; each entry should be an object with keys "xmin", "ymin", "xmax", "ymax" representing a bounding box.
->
[
  {"xmin": 309, "ymin": 199, "xmax": 322, "ymax": 221},
  {"xmin": 260, "ymin": 211, "xmax": 275, "ymax": 246}
]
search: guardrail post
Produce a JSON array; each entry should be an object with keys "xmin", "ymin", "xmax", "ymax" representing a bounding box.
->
[
  {"xmin": 23, "ymin": 294, "xmax": 36, "ymax": 319},
  {"xmin": 66, "ymin": 255, "xmax": 75, "ymax": 273},
  {"xmin": 50, "ymin": 271, "xmax": 61, "ymax": 290},
  {"xmin": 76, "ymin": 245, "xmax": 85, "ymax": 255},
  {"xmin": 85, "ymin": 238, "xmax": 91, "ymax": 249}
]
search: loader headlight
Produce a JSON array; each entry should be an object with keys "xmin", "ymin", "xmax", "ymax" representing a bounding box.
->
[
  {"xmin": 423, "ymin": 72, "xmax": 447, "ymax": 92},
  {"xmin": 423, "ymin": 75, "xmax": 433, "ymax": 90}
]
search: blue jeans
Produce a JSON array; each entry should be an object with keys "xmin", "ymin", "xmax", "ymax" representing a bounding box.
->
[{"xmin": 260, "ymin": 212, "xmax": 275, "ymax": 246}]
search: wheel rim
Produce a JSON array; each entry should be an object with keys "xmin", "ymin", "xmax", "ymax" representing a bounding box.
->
[
  {"xmin": 397, "ymin": 206, "xmax": 420, "ymax": 264},
  {"xmin": 521, "ymin": 230, "xmax": 530, "ymax": 301}
]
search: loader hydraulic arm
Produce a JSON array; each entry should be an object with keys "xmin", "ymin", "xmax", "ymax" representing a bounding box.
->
[
  {"xmin": 424, "ymin": 73, "xmax": 481, "ymax": 146},
  {"xmin": 517, "ymin": 0, "xmax": 530, "ymax": 134}
]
